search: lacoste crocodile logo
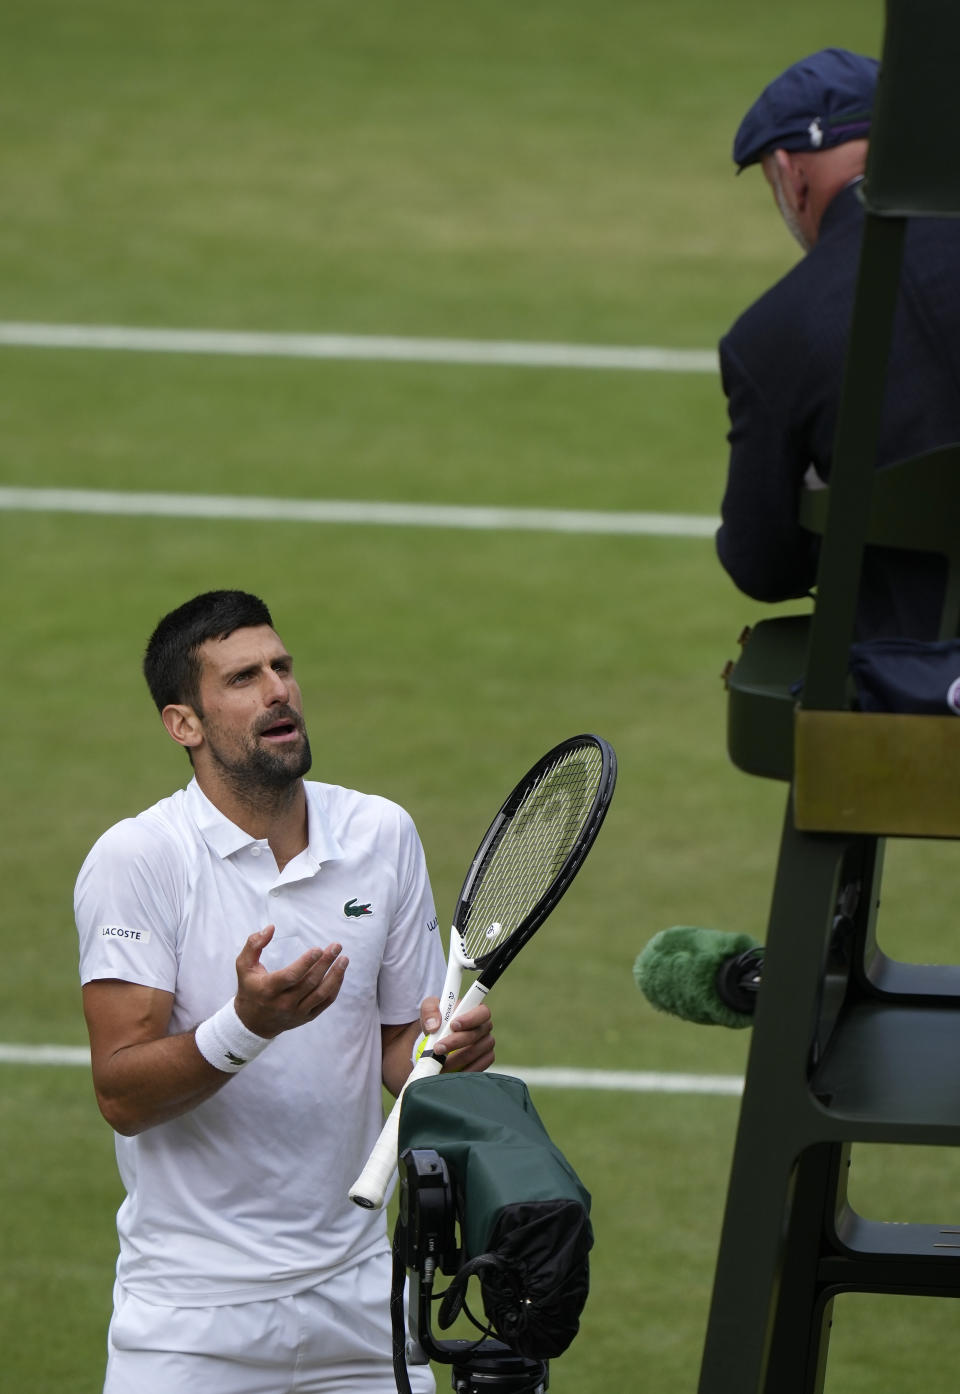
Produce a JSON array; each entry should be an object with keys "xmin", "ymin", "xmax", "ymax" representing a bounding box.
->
[{"xmin": 344, "ymin": 898, "xmax": 374, "ymax": 918}]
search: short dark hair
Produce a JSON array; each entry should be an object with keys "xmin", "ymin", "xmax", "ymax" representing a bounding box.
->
[{"xmin": 143, "ymin": 590, "xmax": 274, "ymax": 713}]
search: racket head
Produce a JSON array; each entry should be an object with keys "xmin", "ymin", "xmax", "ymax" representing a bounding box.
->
[{"xmin": 451, "ymin": 733, "xmax": 616, "ymax": 978}]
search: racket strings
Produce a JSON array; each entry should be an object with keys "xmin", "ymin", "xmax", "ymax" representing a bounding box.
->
[{"xmin": 460, "ymin": 744, "xmax": 603, "ymax": 960}]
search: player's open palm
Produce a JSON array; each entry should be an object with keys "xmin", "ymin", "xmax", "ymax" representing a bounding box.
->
[{"xmin": 235, "ymin": 925, "xmax": 348, "ymax": 1037}]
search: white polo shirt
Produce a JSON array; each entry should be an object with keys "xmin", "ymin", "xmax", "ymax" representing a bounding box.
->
[{"xmin": 74, "ymin": 778, "xmax": 445, "ymax": 1307}]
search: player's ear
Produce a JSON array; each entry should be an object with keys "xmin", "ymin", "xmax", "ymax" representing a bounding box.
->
[{"xmin": 162, "ymin": 703, "xmax": 203, "ymax": 750}]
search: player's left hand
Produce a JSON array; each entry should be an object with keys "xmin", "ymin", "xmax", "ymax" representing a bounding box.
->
[{"xmin": 418, "ymin": 997, "xmax": 495, "ymax": 1074}]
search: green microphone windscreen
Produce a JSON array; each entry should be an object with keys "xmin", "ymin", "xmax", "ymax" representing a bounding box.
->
[{"xmin": 633, "ymin": 925, "xmax": 760, "ymax": 1029}]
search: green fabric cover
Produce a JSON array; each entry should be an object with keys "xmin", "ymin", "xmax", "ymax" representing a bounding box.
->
[{"xmin": 398, "ymin": 1072, "xmax": 590, "ymax": 1261}]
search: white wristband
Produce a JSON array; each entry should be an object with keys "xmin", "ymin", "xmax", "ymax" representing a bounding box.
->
[{"xmin": 195, "ymin": 999, "xmax": 272, "ymax": 1074}]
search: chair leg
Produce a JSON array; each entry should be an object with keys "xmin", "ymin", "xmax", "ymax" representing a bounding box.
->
[
  {"xmin": 763, "ymin": 1143, "xmax": 852, "ymax": 1393},
  {"xmin": 698, "ymin": 806, "xmax": 866, "ymax": 1394},
  {"xmin": 697, "ymin": 1119, "xmax": 802, "ymax": 1393}
]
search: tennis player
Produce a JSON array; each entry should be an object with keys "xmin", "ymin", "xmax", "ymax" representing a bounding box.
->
[{"xmin": 74, "ymin": 589, "xmax": 495, "ymax": 1394}]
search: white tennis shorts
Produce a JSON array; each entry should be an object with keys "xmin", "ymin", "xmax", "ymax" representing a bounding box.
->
[{"xmin": 102, "ymin": 1250, "xmax": 435, "ymax": 1394}]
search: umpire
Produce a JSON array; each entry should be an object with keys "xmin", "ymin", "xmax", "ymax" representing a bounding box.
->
[{"xmin": 716, "ymin": 48, "xmax": 960, "ymax": 639}]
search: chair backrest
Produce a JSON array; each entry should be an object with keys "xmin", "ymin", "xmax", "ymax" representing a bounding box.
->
[
  {"xmin": 800, "ymin": 0, "xmax": 960, "ymax": 709},
  {"xmin": 799, "ymin": 446, "xmax": 960, "ymax": 640},
  {"xmin": 800, "ymin": 445, "xmax": 960, "ymax": 554}
]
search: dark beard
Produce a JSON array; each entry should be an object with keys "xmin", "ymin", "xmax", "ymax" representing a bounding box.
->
[{"xmin": 205, "ymin": 723, "xmax": 313, "ymax": 806}]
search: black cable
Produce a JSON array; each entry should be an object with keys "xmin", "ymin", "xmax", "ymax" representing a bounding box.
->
[{"xmin": 391, "ymin": 1223, "xmax": 414, "ymax": 1394}]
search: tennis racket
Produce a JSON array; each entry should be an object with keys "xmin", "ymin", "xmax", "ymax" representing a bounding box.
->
[{"xmin": 349, "ymin": 732, "xmax": 617, "ymax": 1209}]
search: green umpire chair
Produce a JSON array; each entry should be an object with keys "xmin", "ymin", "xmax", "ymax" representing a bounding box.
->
[{"xmin": 700, "ymin": 5, "xmax": 960, "ymax": 1391}]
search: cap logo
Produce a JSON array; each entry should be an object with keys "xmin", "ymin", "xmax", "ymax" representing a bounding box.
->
[{"xmin": 808, "ymin": 118, "xmax": 824, "ymax": 148}]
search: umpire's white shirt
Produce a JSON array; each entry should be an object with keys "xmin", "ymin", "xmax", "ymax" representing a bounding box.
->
[{"xmin": 75, "ymin": 778, "xmax": 445, "ymax": 1307}]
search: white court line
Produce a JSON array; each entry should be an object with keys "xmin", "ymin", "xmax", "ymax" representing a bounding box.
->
[
  {"xmin": 0, "ymin": 322, "xmax": 719, "ymax": 374},
  {"xmin": 0, "ymin": 1044, "xmax": 91, "ymax": 1066},
  {"xmin": 495, "ymin": 1066, "xmax": 743, "ymax": 1096},
  {"xmin": 0, "ymin": 1043, "xmax": 742, "ymax": 1095},
  {"xmin": 0, "ymin": 486, "xmax": 718, "ymax": 538}
]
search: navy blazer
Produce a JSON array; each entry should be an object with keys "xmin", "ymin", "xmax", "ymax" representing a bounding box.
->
[{"xmin": 717, "ymin": 182, "xmax": 960, "ymax": 638}]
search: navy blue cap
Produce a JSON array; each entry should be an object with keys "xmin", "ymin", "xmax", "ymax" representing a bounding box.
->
[{"xmin": 733, "ymin": 48, "xmax": 879, "ymax": 172}]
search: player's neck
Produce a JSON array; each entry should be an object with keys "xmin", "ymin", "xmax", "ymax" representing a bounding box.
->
[{"xmin": 198, "ymin": 771, "xmax": 309, "ymax": 871}]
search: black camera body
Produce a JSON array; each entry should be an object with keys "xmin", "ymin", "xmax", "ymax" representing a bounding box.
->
[{"xmin": 398, "ymin": 1148, "xmax": 461, "ymax": 1277}]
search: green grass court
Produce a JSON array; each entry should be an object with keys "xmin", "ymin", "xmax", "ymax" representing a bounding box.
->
[{"xmin": 4, "ymin": 2, "xmax": 960, "ymax": 1389}]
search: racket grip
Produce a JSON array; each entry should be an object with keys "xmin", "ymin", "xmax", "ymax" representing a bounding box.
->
[{"xmin": 348, "ymin": 1053, "xmax": 444, "ymax": 1209}]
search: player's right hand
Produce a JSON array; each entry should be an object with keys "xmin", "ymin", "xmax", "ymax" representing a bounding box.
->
[{"xmin": 234, "ymin": 925, "xmax": 348, "ymax": 1037}]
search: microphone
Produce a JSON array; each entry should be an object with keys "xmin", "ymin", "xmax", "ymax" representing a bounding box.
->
[{"xmin": 633, "ymin": 925, "xmax": 763, "ymax": 1029}]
